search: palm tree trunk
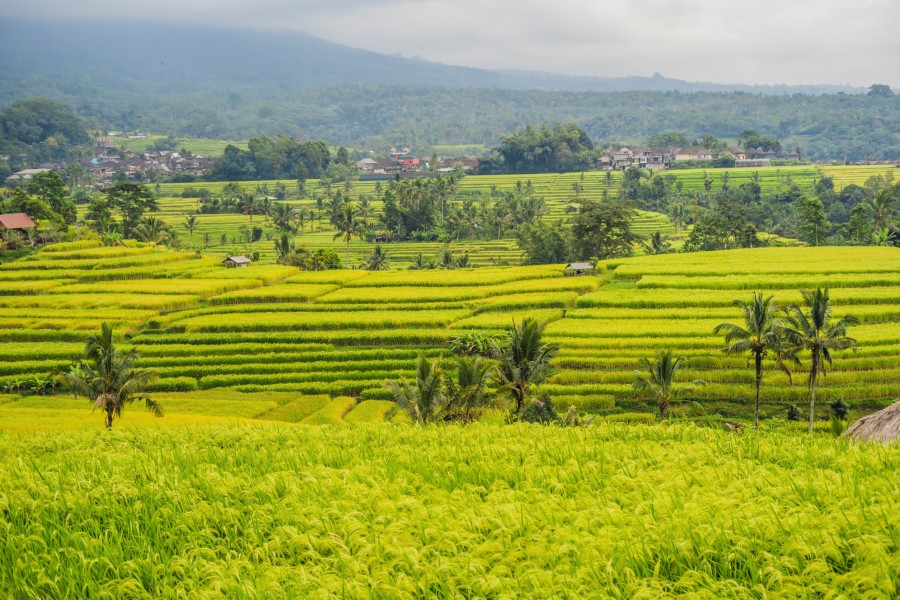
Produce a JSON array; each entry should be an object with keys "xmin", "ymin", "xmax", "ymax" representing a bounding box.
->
[
  {"xmin": 106, "ymin": 406, "xmax": 114, "ymax": 429},
  {"xmin": 754, "ymin": 351, "xmax": 762, "ymax": 429},
  {"xmin": 808, "ymin": 349, "xmax": 819, "ymax": 434},
  {"xmin": 659, "ymin": 399, "xmax": 668, "ymax": 419},
  {"xmin": 346, "ymin": 238, "xmax": 350, "ymax": 266}
]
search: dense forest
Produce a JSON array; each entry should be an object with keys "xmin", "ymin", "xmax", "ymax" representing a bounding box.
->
[{"xmin": 2, "ymin": 86, "xmax": 895, "ymax": 162}]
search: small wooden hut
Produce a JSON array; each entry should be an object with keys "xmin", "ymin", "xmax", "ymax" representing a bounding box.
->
[
  {"xmin": 564, "ymin": 262, "xmax": 596, "ymax": 276},
  {"xmin": 223, "ymin": 255, "xmax": 251, "ymax": 268},
  {"xmin": 843, "ymin": 401, "xmax": 900, "ymax": 444}
]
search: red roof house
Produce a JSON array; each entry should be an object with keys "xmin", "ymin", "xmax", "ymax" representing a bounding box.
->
[{"xmin": 0, "ymin": 213, "xmax": 37, "ymax": 230}]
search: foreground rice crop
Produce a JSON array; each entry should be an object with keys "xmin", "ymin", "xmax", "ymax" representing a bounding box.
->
[{"xmin": 0, "ymin": 423, "xmax": 896, "ymax": 597}]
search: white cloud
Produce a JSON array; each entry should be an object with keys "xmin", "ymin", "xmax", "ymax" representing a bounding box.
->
[{"xmin": 3, "ymin": 0, "xmax": 898, "ymax": 86}]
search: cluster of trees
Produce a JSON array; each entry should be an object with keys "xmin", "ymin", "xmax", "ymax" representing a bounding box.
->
[
  {"xmin": 84, "ymin": 182, "xmax": 159, "ymax": 241},
  {"xmin": 386, "ymin": 318, "xmax": 562, "ymax": 424},
  {"xmin": 27, "ymin": 79, "xmax": 897, "ymax": 161},
  {"xmin": 55, "ymin": 285, "xmax": 861, "ymax": 431},
  {"xmin": 0, "ymin": 98, "xmax": 90, "ymax": 178},
  {"xmin": 0, "ymin": 170, "xmax": 75, "ymax": 224},
  {"xmin": 0, "ymin": 171, "xmax": 77, "ymax": 251},
  {"xmin": 481, "ymin": 123, "xmax": 595, "ymax": 174},
  {"xmin": 380, "ymin": 175, "xmax": 549, "ymax": 244},
  {"xmin": 575, "ymin": 166, "xmax": 900, "ymax": 258},
  {"xmin": 208, "ymin": 135, "xmax": 343, "ymax": 181},
  {"xmin": 714, "ymin": 289, "xmax": 858, "ymax": 433},
  {"xmin": 517, "ymin": 198, "xmax": 643, "ymax": 264},
  {"xmin": 273, "ymin": 233, "xmax": 343, "ymax": 271},
  {"xmin": 386, "ymin": 286, "xmax": 858, "ymax": 432}
]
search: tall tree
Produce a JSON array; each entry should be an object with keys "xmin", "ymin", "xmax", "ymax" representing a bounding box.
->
[
  {"xmin": 633, "ymin": 350, "xmax": 703, "ymax": 419},
  {"xmin": 795, "ymin": 196, "xmax": 830, "ymax": 246},
  {"xmin": 491, "ymin": 318, "xmax": 560, "ymax": 416},
  {"xmin": 714, "ymin": 293, "xmax": 781, "ymax": 429},
  {"xmin": 332, "ymin": 203, "xmax": 364, "ymax": 265},
  {"xmin": 60, "ymin": 323, "xmax": 160, "ymax": 429},
  {"xmin": 106, "ymin": 182, "xmax": 157, "ymax": 238},
  {"xmin": 444, "ymin": 355, "xmax": 497, "ymax": 421},
  {"xmin": 26, "ymin": 170, "xmax": 74, "ymax": 223},
  {"xmin": 867, "ymin": 183, "xmax": 898, "ymax": 230},
  {"xmin": 365, "ymin": 244, "xmax": 389, "ymax": 271},
  {"xmin": 570, "ymin": 198, "xmax": 640, "ymax": 259},
  {"xmin": 779, "ymin": 288, "xmax": 859, "ymax": 433},
  {"xmin": 183, "ymin": 214, "xmax": 198, "ymax": 246},
  {"xmin": 384, "ymin": 354, "xmax": 446, "ymax": 425}
]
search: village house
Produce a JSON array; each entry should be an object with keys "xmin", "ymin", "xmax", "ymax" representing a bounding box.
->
[
  {"xmin": 735, "ymin": 158, "xmax": 772, "ymax": 168},
  {"xmin": 673, "ymin": 147, "xmax": 714, "ymax": 161},
  {"xmin": 600, "ymin": 147, "xmax": 673, "ymax": 171},
  {"xmin": 5, "ymin": 168, "xmax": 52, "ymax": 184},
  {"xmin": 722, "ymin": 147, "xmax": 748, "ymax": 160},
  {"xmin": 0, "ymin": 213, "xmax": 37, "ymax": 232}
]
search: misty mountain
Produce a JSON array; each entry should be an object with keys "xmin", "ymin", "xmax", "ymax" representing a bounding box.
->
[
  {"xmin": 0, "ymin": 18, "xmax": 865, "ymax": 101},
  {"xmin": 0, "ymin": 18, "xmax": 896, "ymax": 161}
]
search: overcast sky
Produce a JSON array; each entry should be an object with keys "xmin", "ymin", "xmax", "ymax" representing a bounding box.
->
[{"xmin": 3, "ymin": 0, "xmax": 898, "ymax": 87}]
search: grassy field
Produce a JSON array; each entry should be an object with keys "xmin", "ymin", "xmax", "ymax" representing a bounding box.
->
[
  {"xmin": 0, "ymin": 242, "xmax": 897, "ymax": 433},
  {"xmin": 112, "ymin": 134, "xmax": 248, "ymax": 156},
  {"xmin": 0, "ymin": 423, "xmax": 897, "ymax": 597}
]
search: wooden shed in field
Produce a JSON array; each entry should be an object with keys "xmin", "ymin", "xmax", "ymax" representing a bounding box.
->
[
  {"xmin": 0, "ymin": 213, "xmax": 37, "ymax": 231},
  {"xmin": 223, "ymin": 255, "xmax": 251, "ymax": 268},
  {"xmin": 564, "ymin": 262, "xmax": 596, "ymax": 276}
]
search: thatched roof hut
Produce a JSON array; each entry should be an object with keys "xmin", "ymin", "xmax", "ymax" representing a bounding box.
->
[{"xmin": 843, "ymin": 401, "xmax": 900, "ymax": 444}]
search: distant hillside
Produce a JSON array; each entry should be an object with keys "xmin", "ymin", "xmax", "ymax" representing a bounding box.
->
[
  {"xmin": 0, "ymin": 18, "xmax": 866, "ymax": 100},
  {"xmin": 0, "ymin": 18, "xmax": 897, "ymax": 161}
]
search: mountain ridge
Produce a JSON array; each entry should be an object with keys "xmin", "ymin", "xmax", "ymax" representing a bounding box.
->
[{"xmin": 0, "ymin": 17, "xmax": 868, "ymax": 100}]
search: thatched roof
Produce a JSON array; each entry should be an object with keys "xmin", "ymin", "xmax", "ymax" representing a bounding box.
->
[{"xmin": 843, "ymin": 401, "xmax": 900, "ymax": 444}]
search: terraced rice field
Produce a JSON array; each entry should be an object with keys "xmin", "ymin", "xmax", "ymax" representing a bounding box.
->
[
  {"xmin": 146, "ymin": 164, "xmax": 894, "ymax": 265},
  {"xmin": 0, "ymin": 242, "xmax": 897, "ymax": 432}
]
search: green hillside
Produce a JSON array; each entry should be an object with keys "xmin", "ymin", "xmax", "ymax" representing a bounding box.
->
[{"xmin": 0, "ymin": 243, "xmax": 897, "ymax": 433}]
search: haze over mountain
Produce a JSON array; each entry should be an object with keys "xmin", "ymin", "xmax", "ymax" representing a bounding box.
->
[
  {"xmin": 0, "ymin": 18, "xmax": 868, "ymax": 102},
  {"xmin": 0, "ymin": 18, "xmax": 897, "ymax": 162}
]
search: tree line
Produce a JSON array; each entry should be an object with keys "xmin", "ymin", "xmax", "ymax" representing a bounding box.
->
[{"xmin": 383, "ymin": 287, "xmax": 858, "ymax": 436}]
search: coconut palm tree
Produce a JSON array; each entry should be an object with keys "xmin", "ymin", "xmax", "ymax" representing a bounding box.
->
[
  {"xmin": 384, "ymin": 354, "xmax": 446, "ymax": 424},
  {"xmin": 444, "ymin": 355, "xmax": 497, "ymax": 421},
  {"xmin": 271, "ymin": 202, "xmax": 298, "ymax": 233},
  {"xmin": 867, "ymin": 184, "xmax": 897, "ymax": 230},
  {"xmin": 332, "ymin": 203, "xmax": 364, "ymax": 265},
  {"xmin": 60, "ymin": 323, "xmax": 161, "ymax": 429},
  {"xmin": 274, "ymin": 232, "xmax": 295, "ymax": 264},
  {"xmin": 238, "ymin": 192, "xmax": 256, "ymax": 225},
  {"xmin": 133, "ymin": 217, "xmax": 170, "ymax": 245},
  {"xmin": 365, "ymin": 244, "xmax": 389, "ymax": 271},
  {"xmin": 183, "ymin": 214, "xmax": 198, "ymax": 246},
  {"xmin": 491, "ymin": 318, "xmax": 560, "ymax": 416},
  {"xmin": 633, "ymin": 350, "xmax": 703, "ymax": 419},
  {"xmin": 714, "ymin": 293, "xmax": 782, "ymax": 429},
  {"xmin": 668, "ymin": 200, "xmax": 686, "ymax": 239},
  {"xmin": 779, "ymin": 288, "xmax": 859, "ymax": 433}
]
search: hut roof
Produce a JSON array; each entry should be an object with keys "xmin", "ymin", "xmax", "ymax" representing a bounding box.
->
[
  {"xmin": 223, "ymin": 255, "xmax": 251, "ymax": 265},
  {"xmin": 0, "ymin": 213, "xmax": 37, "ymax": 230},
  {"xmin": 843, "ymin": 401, "xmax": 900, "ymax": 444},
  {"xmin": 565, "ymin": 262, "xmax": 595, "ymax": 270}
]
